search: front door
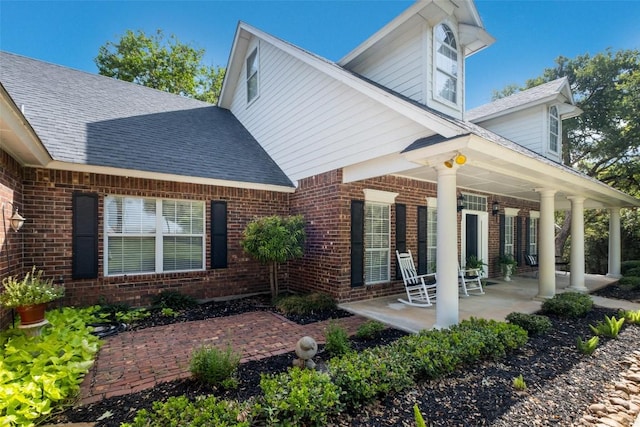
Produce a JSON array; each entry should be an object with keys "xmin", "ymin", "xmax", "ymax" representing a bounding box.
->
[{"xmin": 461, "ymin": 210, "xmax": 489, "ymax": 276}]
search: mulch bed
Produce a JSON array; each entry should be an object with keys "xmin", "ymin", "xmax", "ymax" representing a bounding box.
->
[{"xmin": 49, "ymin": 283, "xmax": 640, "ymax": 426}]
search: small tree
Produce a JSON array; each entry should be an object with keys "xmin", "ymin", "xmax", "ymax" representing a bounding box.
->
[{"xmin": 241, "ymin": 215, "xmax": 305, "ymax": 299}]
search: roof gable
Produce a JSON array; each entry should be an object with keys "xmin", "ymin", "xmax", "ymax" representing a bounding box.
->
[{"xmin": 0, "ymin": 51, "xmax": 293, "ymax": 189}]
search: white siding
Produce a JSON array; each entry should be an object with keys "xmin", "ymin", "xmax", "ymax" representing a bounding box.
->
[
  {"xmin": 475, "ymin": 107, "xmax": 544, "ymax": 154},
  {"xmin": 345, "ymin": 16, "xmax": 425, "ymax": 104},
  {"xmin": 230, "ymin": 38, "xmax": 429, "ymax": 183}
]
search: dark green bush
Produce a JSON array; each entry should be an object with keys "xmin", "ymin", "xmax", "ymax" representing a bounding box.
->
[
  {"xmin": 121, "ymin": 395, "xmax": 255, "ymax": 427},
  {"xmin": 355, "ymin": 320, "xmax": 386, "ymax": 340},
  {"xmin": 620, "ymin": 276, "xmax": 640, "ymax": 289},
  {"xmin": 275, "ymin": 292, "xmax": 336, "ymax": 315},
  {"xmin": 328, "ymin": 346, "xmax": 413, "ymax": 407},
  {"xmin": 189, "ymin": 345, "xmax": 241, "ymax": 389},
  {"xmin": 452, "ymin": 318, "xmax": 528, "ymax": 359},
  {"xmin": 505, "ymin": 312, "xmax": 552, "ymax": 336},
  {"xmin": 152, "ymin": 290, "xmax": 198, "ymax": 310},
  {"xmin": 324, "ymin": 321, "xmax": 351, "ymax": 357},
  {"xmin": 541, "ymin": 292, "xmax": 593, "ymax": 318},
  {"xmin": 621, "ymin": 260, "xmax": 640, "ymax": 275},
  {"xmin": 260, "ymin": 368, "xmax": 342, "ymax": 427},
  {"xmin": 625, "ymin": 267, "xmax": 640, "ymax": 277}
]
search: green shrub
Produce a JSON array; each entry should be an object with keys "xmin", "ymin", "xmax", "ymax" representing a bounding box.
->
[
  {"xmin": 452, "ymin": 318, "xmax": 528, "ymax": 359},
  {"xmin": 619, "ymin": 309, "xmax": 640, "ymax": 324},
  {"xmin": 512, "ymin": 374, "xmax": 527, "ymax": 391},
  {"xmin": 324, "ymin": 321, "xmax": 351, "ymax": 357},
  {"xmin": 260, "ymin": 368, "xmax": 342, "ymax": 427},
  {"xmin": 189, "ymin": 345, "xmax": 241, "ymax": 389},
  {"xmin": 121, "ymin": 395, "xmax": 255, "ymax": 427},
  {"xmin": 505, "ymin": 312, "xmax": 552, "ymax": 336},
  {"xmin": 394, "ymin": 329, "xmax": 457, "ymax": 379},
  {"xmin": 619, "ymin": 276, "xmax": 640, "ymax": 289},
  {"xmin": 589, "ymin": 315, "xmax": 625, "ymax": 338},
  {"xmin": 621, "ymin": 260, "xmax": 640, "ymax": 275},
  {"xmin": 355, "ymin": 320, "xmax": 385, "ymax": 340},
  {"xmin": 625, "ymin": 267, "xmax": 640, "ymax": 277},
  {"xmin": 576, "ymin": 335, "xmax": 599, "ymax": 355},
  {"xmin": 152, "ymin": 290, "xmax": 198, "ymax": 310},
  {"xmin": 541, "ymin": 292, "xmax": 593, "ymax": 318},
  {"xmin": 328, "ymin": 346, "xmax": 413, "ymax": 407},
  {"xmin": 275, "ymin": 292, "xmax": 336, "ymax": 315}
]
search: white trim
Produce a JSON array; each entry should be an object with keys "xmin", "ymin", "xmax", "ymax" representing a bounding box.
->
[
  {"xmin": 530, "ymin": 210, "xmax": 540, "ymax": 219},
  {"xmin": 426, "ymin": 197, "xmax": 437, "ymax": 207},
  {"xmin": 246, "ymin": 43, "xmax": 260, "ymax": 106},
  {"xmin": 504, "ymin": 208, "xmax": 520, "ymax": 217},
  {"xmin": 363, "ymin": 189, "xmax": 399, "ymax": 204}
]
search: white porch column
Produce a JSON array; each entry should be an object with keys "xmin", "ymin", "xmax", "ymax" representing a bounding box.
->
[
  {"xmin": 607, "ymin": 207, "xmax": 622, "ymax": 278},
  {"xmin": 567, "ymin": 196, "xmax": 587, "ymax": 292},
  {"xmin": 435, "ymin": 165, "xmax": 459, "ymax": 329},
  {"xmin": 536, "ymin": 188, "xmax": 557, "ymax": 299}
]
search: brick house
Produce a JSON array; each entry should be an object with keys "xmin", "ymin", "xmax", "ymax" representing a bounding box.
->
[{"xmin": 1, "ymin": 0, "xmax": 638, "ymax": 328}]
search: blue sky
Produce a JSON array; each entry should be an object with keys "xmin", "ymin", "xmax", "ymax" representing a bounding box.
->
[{"xmin": 1, "ymin": 1, "xmax": 639, "ymax": 109}]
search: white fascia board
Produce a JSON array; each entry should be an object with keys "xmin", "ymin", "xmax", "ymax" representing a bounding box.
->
[
  {"xmin": 470, "ymin": 94, "xmax": 561, "ymax": 123},
  {"xmin": 401, "ymin": 134, "xmax": 472, "ymax": 165},
  {"xmin": 458, "ymin": 24, "xmax": 496, "ymax": 57},
  {"xmin": 219, "ymin": 22, "xmax": 251, "ymax": 108},
  {"xmin": 46, "ymin": 161, "xmax": 296, "ymax": 193},
  {"xmin": 0, "ymin": 88, "xmax": 52, "ymax": 166},
  {"xmin": 467, "ymin": 136, "xmax": 640, "ymax": 208},
  {"xmin": 235, "ymin": 23, "xmax": 463, "ymax": 138},
  {"xmin": 343, "ymin": 153, "xmax": 425, "ymax": 183}
]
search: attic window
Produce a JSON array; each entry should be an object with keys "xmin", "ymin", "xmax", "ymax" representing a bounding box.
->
[
  {"xmin": 246, "ymin": 48, "xmax": 259, "ymax": 103},
  {"xmin": 435, "ymin": 24, "xmax": 458, "ymax": 105},
  {"xmin": 549, "ymin": 105, "xmax": 559, "ymax": 153}
]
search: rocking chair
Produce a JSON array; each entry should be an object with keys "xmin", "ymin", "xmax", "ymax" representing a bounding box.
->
[
  {"xmin": 396, "ymin": 250, "xmax": 437, "ymax": 307},
  {"xmin": 458, "ymin": 264, "xmax": 485, "ymax": 296}
]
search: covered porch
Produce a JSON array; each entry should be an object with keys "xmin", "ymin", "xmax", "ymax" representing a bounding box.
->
[{"xmin": 340, "ymin": 273, "xmax": 633, "ymax": 333}]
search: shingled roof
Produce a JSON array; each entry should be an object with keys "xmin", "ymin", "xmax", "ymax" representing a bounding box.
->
[{"xmin": 0, "ymin": 51, "xmax": 293, "ymax": 188}]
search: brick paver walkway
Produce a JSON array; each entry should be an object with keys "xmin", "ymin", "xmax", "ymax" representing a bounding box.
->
[{"xmin": 79, "ymin": 311, "xmax": 367, "ymax": 405}]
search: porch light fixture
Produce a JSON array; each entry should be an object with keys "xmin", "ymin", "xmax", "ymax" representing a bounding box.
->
[
  {"xmin": 457, "ymin": 194, "xmax": 465, "ymax": 212},
  {"xmin": 2, "ymin": 201, "xmax": 26, "ymax": 232},
  {"xmin": 444, "ymin": 153, "xmax": 467, "ymax": 168},
  {"xmin": 492, "ymin": 200, "xmax": 500, "ymax": 216}
]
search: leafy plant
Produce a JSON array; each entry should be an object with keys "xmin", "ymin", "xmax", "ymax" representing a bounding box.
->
[
  {"xmin": 576, "ymin": 335, "xmax": 599, "ymax": 355},
  {"xmin": 465, "ymin": 255, "xmax": 487, "ymax": 274},
  {"xmin": 275, "ymin": 292, "xmax": 336, "ymax": 315},
  {"xmin": 621, "ymin": 260, "xmax": 640, "ymax": 276},
  {"xmin": 414, "ymin": 404, "xmax": 427, "ymax": 427},
  {"xmin": 121, "ymin": 395, "xmax": 255, "ymax": 427},
  {"xmin": 260, "ymin": 367, "xmax": 342, "ymax": 427},
  {"xmin": 505, "ymin": 312, "xmax": 552, "ymax": 336},
  {"xmin": 115, "ymin": 308, "xmax": 150, "ymax": 323},
  {"xmin": 619, "ymin": 276, "xmax": 640, "ymax": 289},
  {"xmin": 355, "ymin": 320, "xmax": 385, "ymax": 340},
  {"xmin": 0, "ymin": 266, "xmax": 64, "ymax": 308},
  {"xmin": 190, "ymin": 345, "xmax": 241, "ymax": 389},
  {"xmin": 0, "ymin": 307, "xmax": 101, "ymax": 426},
  {"xmin": 152, "ymin": 290, "xmax": 198, "ymax": 310},
  {"xmin": 324, "ymin": 321, "xmax": 351, "ymax": 357},
  {"xmin": 161, "ymin": 307, "xmax": 179, "ymax": 318},
  {"xmin": 589, "ymin": 315, "xmax": 625, "ymax": 338},
  {"xmin": 512, "ymin": 374, "xmax": 527, "ymax": 391},
  {"xmin": 619, "ymin": 309, "xmax": 640, "ymax": 324},
  {"xmin": 541, "ymin": 292, "xmax": 593, "ymax": 318},
  {"xmin": 240, "ymin": 215, "xmax": 306, "ymax": 299}
]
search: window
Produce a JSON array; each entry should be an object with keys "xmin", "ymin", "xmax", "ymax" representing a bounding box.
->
[
  {"xmin": 246, "ymin": 48, "xmax": 259, "ymax": 103},
  {"xmin": 462, "ymin": 194, "xmax": 487, "ymax": 212},
  {"xmin": 529, "ymin": 213, "xmax": 539, "ymax": 256},
  {"xmin": 364, "ymin": 203, "xmax": 390, "ymax": 284},
  {"xmin": 105, "ymin": 196, "xmax": 205, "ymax": 276},
  {"xmin": 504, "ymin": 216, "xmax": 515, "ymax": 256},
  {"xmin": 549, "ymin": 106, "xmax": 559, "ymax": 153},
  {"xmin": 435, "ymin": 24, "xmax": 458, "ymax": 104},
  {"xmin": 426, "ymin": 205, "xmax": 437, "ymax": 274}
]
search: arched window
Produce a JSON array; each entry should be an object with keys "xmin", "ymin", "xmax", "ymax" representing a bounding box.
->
[
  {"xmin": 435, "ymin": 24, "xmax": 458, "ymax": 104},
  {"xmin": 549, "ymin": 106, "xmax": 559, "ymax": 153}
]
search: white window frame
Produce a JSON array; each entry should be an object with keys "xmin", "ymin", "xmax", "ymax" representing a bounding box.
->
[
  {"xmin": 549, "ymin": 105, "xmax": 560, "ymax": 154},
  {"xmin": 433, "ymin": 22, "xmax": 459, "ymax": 106},
  {"xmin": 426, "ymin": 197, "xmax": 437, "ymax": 274},
  {"xmin": 529, "ymin": 211, "xmax": 540, "ymax": 256},
  {"xmin": 104, "ymin": 195, "xmax": 206, "ymax": 276},
  {"xmin": 363, "ymin": 189, "xmax": 398, "ymax": 285},
  {"xmin": 246, "ymin": 46, "xmax": 259, "ymax": 104},
  {"xmin": 503, "ymin": 208, "xmax": 520, "ymax": 257}
]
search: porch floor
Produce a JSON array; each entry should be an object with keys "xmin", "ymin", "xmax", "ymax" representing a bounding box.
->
[{"xmin": 339, "ymin": 273, "xmax": 635, "ymax": 333}]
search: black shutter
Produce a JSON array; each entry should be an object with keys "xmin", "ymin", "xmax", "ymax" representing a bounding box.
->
[
  {"xmin": 72, "ymin": 192, "xmax": 98, "ymax": 279},
  {"xmin": 515, "ymin": 216, "xmax": 523, "ymax": 265},
  {"xmin": 525, "ymin": 217, "xmax": 531, "ymax": 256},
  {"xmin": 417, "ymin": 206, "xmax": 427, "ymax": 275},
  {"xmin": 499, "ymin": 214, "xmax": 506, "ymax": 256},
  {"xmin": 395, "ymin": 204, "xmax": 406, "ymax": 279},
  {"xmin": 211, "ymin": 201, "xmax": 228, "ymax": 269},
  {"xmin": 351, "ymin": 200, "xmax": 365, "ymax": 287}
]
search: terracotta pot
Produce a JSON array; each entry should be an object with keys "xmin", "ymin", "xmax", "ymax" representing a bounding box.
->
[{"xmin": 16, "ymin": 303, "xmax": 47, "ymax": 325}]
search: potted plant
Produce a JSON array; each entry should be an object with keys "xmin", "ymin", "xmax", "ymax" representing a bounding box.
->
[
  {"xmin": 0, "ymin": 266, "xmax": 64, "ymax": 325},
  {"xmin": 465, "ymin": 255, "xmax": 487, "ymax": 276},
  {"xmin": 498, "ymin": 254, "xmax": 518, "ymax": 282}
]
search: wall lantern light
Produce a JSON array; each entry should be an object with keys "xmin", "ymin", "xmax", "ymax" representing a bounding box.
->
[
  {"xmin": 492, "ymin": 200, "xmax": 500, "ymax": 216},
  {"xmin": 2, "ymin": 201, "xmax": 26, "ymax": 232},
  {"xmin": 457, "ymin": 194, "xmax": 465, "ymax": 212}
]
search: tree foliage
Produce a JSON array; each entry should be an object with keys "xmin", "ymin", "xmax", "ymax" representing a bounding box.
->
[
  {"xmin": 95, "ymin": 29, "xmax": 225, "ymax": 104},
  {"xmin": 494, "ymin": 49, "xmax": 640, "ymax": 271},
  {"xmin": 241, "ymin": 215, "xmax": 306, "ymax": 299}
]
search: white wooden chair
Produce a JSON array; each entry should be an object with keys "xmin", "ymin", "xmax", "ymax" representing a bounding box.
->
[
  {"xmin": 458, "ymin": 264, "xmax": 485, "ymax": 296},
  {"xmin": 396, "ymin": 250, "xmax": 437, "ymax": 307}
]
